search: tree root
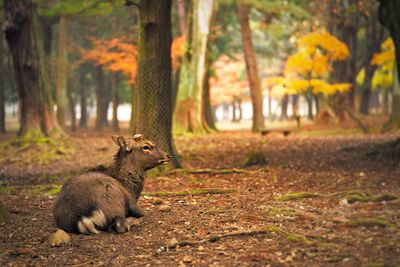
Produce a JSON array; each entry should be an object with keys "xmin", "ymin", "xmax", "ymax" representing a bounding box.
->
[
  {"xmin": 142, "ymin": 188, "xmax": 238, "ymax": 197},
  {"xmin": 168, "ymin": 168, "xmax": 250, "ymax": 175},
  {"xmin": 158, "ymin": 225, "xmax": 326, "ymax": 254}
]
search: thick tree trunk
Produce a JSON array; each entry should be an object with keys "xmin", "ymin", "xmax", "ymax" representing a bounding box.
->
[
  {"xmin": 0, "ymin": 24, "xmax": 6, "ymax": 134},
  {"xmin": 112, "ymin": 73, "xmax": 119, "ymax": 132},
  {"xmin": 237, "ymin": 4, "xmax": 265, "ymax": 132},
  {"xmin": 130, "ymin": 84, "xmax": 137, "ymax": 133},
  {"xmin": 95, "ymin": 66, "xmax": 109, "ymax": 130},
  {"xmin": 56, "ymin": 15, "xmax": 68, "ymax": 128},
  {"xmin": 4, "ymin": 0, "xmax": 62, "ymax": 138},
  {"xmin": 379, "ymin": 0, "xmax": 400, "ymax": 131},
  {"xmin": 175, "ymin": 0, "xmax": 214, "ymax": 133},
  {"xmin": 137, "ymin": 0, "xmax": 181, "ymax": 167},
  {"xmin": 79, "ymin": 70, "xmax": 88, "ymax": 128}
]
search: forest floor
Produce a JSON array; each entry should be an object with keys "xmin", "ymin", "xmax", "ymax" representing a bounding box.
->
[{"xmin": 0, "ymin": 123, "xmax": 400, "ymax": 266}]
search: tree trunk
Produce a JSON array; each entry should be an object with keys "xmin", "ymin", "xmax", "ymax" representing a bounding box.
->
[
  {"xmin": 237, "ymin": 4, "xmax": 265, "ymax": 132},
  {"xmin": 281, "ymin": 94, "xmax": 288, "ymax": 120},
  {"xmin": 175, "ymin": 0, "xmax": 214, "ymax": 133},
  {"xmin": 203, "ymin": 66, "xmax": 217, "ymax": 130},
  {"xmin": 379, "ymin": 0, "xmax": 400, "ymax": 131},
  {"xmin": 56, "ymin": 15, "xmax": 68, "ymax": 128},
  {"xmin": 3, "ymin": 0, "xmax": 62, "ymax": 138},
  {"xmin": 177, "ymin": 0, "xmax": 186, "ymax": 35},
  {"xmin": 66, "ymin": 85, "xmax": 76, "ymax": 131},
  {"xmin": 130, "ymin": 84, "xmax": 137, "ymax": 133},
  {"xmin": 231, "ymin": 100, "xmax": 237, "ymax": 122},
  {"xmin": 306, "ymin": 93, "xmax": 314, "ymax": 120},
  {"xmin": 79, "ymin": 70, "xmax": 88, "ymax": 128},
  {"xmin": 137, "ymin": 0, "xmax": 181, "ymax": 167},
  {"xmin": 0, "ymin": 22, "xmax": 6, "ymax": 134},
  {"xmin": 112, "ymin": 73, "xmax": 120, "ymax": 132},
  {"xmin": 292, "ymin": 95, "xmax": 299, "ymax": 118},
  {"xmin": 95, "ymin": 66, "xmax": 109, "ymax": 130},
  {"xmin": 238, "ymin": 98, "xmax": 243, "ymax": 121}
]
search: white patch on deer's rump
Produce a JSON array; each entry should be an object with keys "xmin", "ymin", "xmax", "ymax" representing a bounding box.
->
[
  {"xmin": 77, "ymin": 217, "xmax": 99, "ymax": 234},
  {"xmin": 90, "ymin": 209, "xmax": 106, "ymax": 228}
]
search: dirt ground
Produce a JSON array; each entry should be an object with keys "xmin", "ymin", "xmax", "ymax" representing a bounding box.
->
[{"xmin": 0, "ymin": 129, "xmax": 400, "ymax": 266}]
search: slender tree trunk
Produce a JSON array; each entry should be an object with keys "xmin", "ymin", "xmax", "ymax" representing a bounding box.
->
[
  {"xmin": 112, "ymin": 73, "xmax": 119, "ymax": 132},
  {"xmin": 4, "ymin": 0, "xmax": 62, "ymax": 138},
  {"xmin": 79, "ymin": 70, "xmax": 88, "ymax": 128},
  {"xmin": 231, "ymin": 100, "xmax": 237, "ymax": 122},
  {"xmin": 379, "ymin": 0, "xmax": 400, "ymax": 131},
  {"xmin": 305, "ymin": 92, "xmax": 314, "ymax": 120},
  {"xmin": 281, "ymin": 94, "xmax": 288, "ymax": 120},
  {"xmin": 292, "ymin": 95, "xmax": 299, "ymax": 118},
  {"xmin": 175, "ymin": 0, "xmax": 214, "ymax": 133},
  {"xmin": 130, "ymin": 84, "xmax": 137, "ymax": 133},
  {"xmin": 56, "ymin": 15, "xmax": 68, "ymax": 128},
  {"xmin": 137, "ymin": 0, "xmax": 181, "ymax": 167},
  {"xmin": 66, "ymin": 86, "xmax": 76, "ymax": 131},
  {"xmin": 382, "ymin": 88, "xmax": 389, "ymax": 115},
  {"xmin": 95, "ymin": 66, "xmax": 109, "ymax": 130},
  {"xmin": 237, "ymin": 4, "xmax": 265, "ymax": 132},
  {"xmin": 238, "ymin": 98, "xmax": 243, "ymax": 121},
  {"xmin": 177, "ymin": 0, "xmax": 186, "ymax": 35},
  {"xmin": 203, "ymin": 66, "xmax": 217, "ymax": 130},
  {"xmin": 0, "ymin": 23, "xmax": 6, "ymax": 134}
]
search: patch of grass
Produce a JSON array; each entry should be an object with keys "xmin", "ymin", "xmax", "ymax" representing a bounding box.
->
[
  {"xmin": 276, "ymin": 192, "xmax": 321, "ymax": 201},
  {"xmin": 0, "ymin": 137, "xmax": 76, "ymax": 166},
  {"xmin": 345, "ymin": 218, "xmax": 395, "ymax": 228},
  {"xmin": 142, "ymin": 188, "xmax": 238, "ymax": 197},
  {"xmin": 265, "ymin": 207, "xmax": 296, "ymax": 217},
  {"xmin": 0, "ymin": 184, "xmax": 61, "ymax": 196},
  {"xmin": 329, "ymin": 190, "xmax": 367, "ymax": 198},
  {"xmin": 264, "ymin": 225, "xmax": 328, "ymax": 247}
]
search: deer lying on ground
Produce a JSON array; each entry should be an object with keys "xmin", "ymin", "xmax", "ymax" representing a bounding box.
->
[{"xmin": 53, "ymin": 134, "xmax": 171, "ymax": 234}]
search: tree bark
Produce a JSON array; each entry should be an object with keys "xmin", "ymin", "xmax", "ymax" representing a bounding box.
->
[
  {"xmin": 379, "ymin": 0, "xmax": 400, "ymax": 131},
  {"xmin": 4, "ymin": 0, "xmax": 62, "ymax": 138},
  {"xmin": 79, "ymin": 70, "xmax": 88, "ymax": 128},
  {"xmin": 175, "ymin": 0, "xmax": 214, "ymax": 133},
  {"xmin": 0, "ymin": 21, "xmax": 6, "ymax": 134},
  {"xmin": 56, "ymin": 15, "xmax": 68, "ymax": 128},
  {"xmin": 66, "ymin": 85, "xmax": 76, "ymax": 131},
  {"xmin": 95, "ymin": 66, "xmax": 109, "ymax": 130},
  {"xmin": 112, "ymin": 73, "xmax": 119, "ymax": 132},
  {"xmin": 237, "ymin": 4, "xmax": 265, "ymax": 132},
  {"xmin": 203, "ymin": 66, "xmax": 217, "ymax": 130},
  {"xmin": 281, "ymin": 94, "xmax": 288, "ymax": 120},
  {"xmin": 177, "ymin": 0, "xmax": 186, "ymax": 35},
  {"xmin": 137, "ymin": 0, "xmax": 181, "ymax": 167}
]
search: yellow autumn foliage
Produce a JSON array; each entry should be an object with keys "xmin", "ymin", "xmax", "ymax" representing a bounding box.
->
[
  {"xmin": 268, "ymin": 31, "xmax": 351, "ymax": 96},
  {"xmin": 371, "ymin": 38, "xmax": 395, "ymax": 90}
]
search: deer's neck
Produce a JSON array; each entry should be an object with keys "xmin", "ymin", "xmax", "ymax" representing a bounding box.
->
[{"xmin": 108, "ymin": 160, "xmax": 145, "ymax": 200}]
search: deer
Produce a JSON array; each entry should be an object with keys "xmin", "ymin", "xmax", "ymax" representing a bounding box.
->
[{"xmin": 53, "ymin": 134, "xmax": 171, "ymax": 234}]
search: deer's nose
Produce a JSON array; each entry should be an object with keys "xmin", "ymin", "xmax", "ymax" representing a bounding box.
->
[{"xmin": 166, "ymin": 154, "xmax": 172, "ymax": 159}]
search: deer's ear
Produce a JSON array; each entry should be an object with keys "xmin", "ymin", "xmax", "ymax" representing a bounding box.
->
[{"xmin": 112, "ymin": 135, "xmax": 128, "ymax": 149}]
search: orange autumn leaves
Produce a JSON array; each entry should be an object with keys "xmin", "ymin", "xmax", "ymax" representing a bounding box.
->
[{"xmin": 78, "ymin": 36, "xmax": 185, "ymax": 85}]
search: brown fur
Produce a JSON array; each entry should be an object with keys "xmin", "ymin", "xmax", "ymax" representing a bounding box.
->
[{"xmin": 53, "ymin": 134, "xmax": 171, "ymax": 234}]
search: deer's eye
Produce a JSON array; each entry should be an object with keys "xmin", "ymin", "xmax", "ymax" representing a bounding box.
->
[{"xmin": 142, "ymin": 145, "xmax": 151, "ymax": 151}]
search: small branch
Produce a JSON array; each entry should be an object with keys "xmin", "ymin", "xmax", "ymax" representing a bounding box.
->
[{"xmin": 166, "ymin": 229, "xmax": 271, "ymax": 250}]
